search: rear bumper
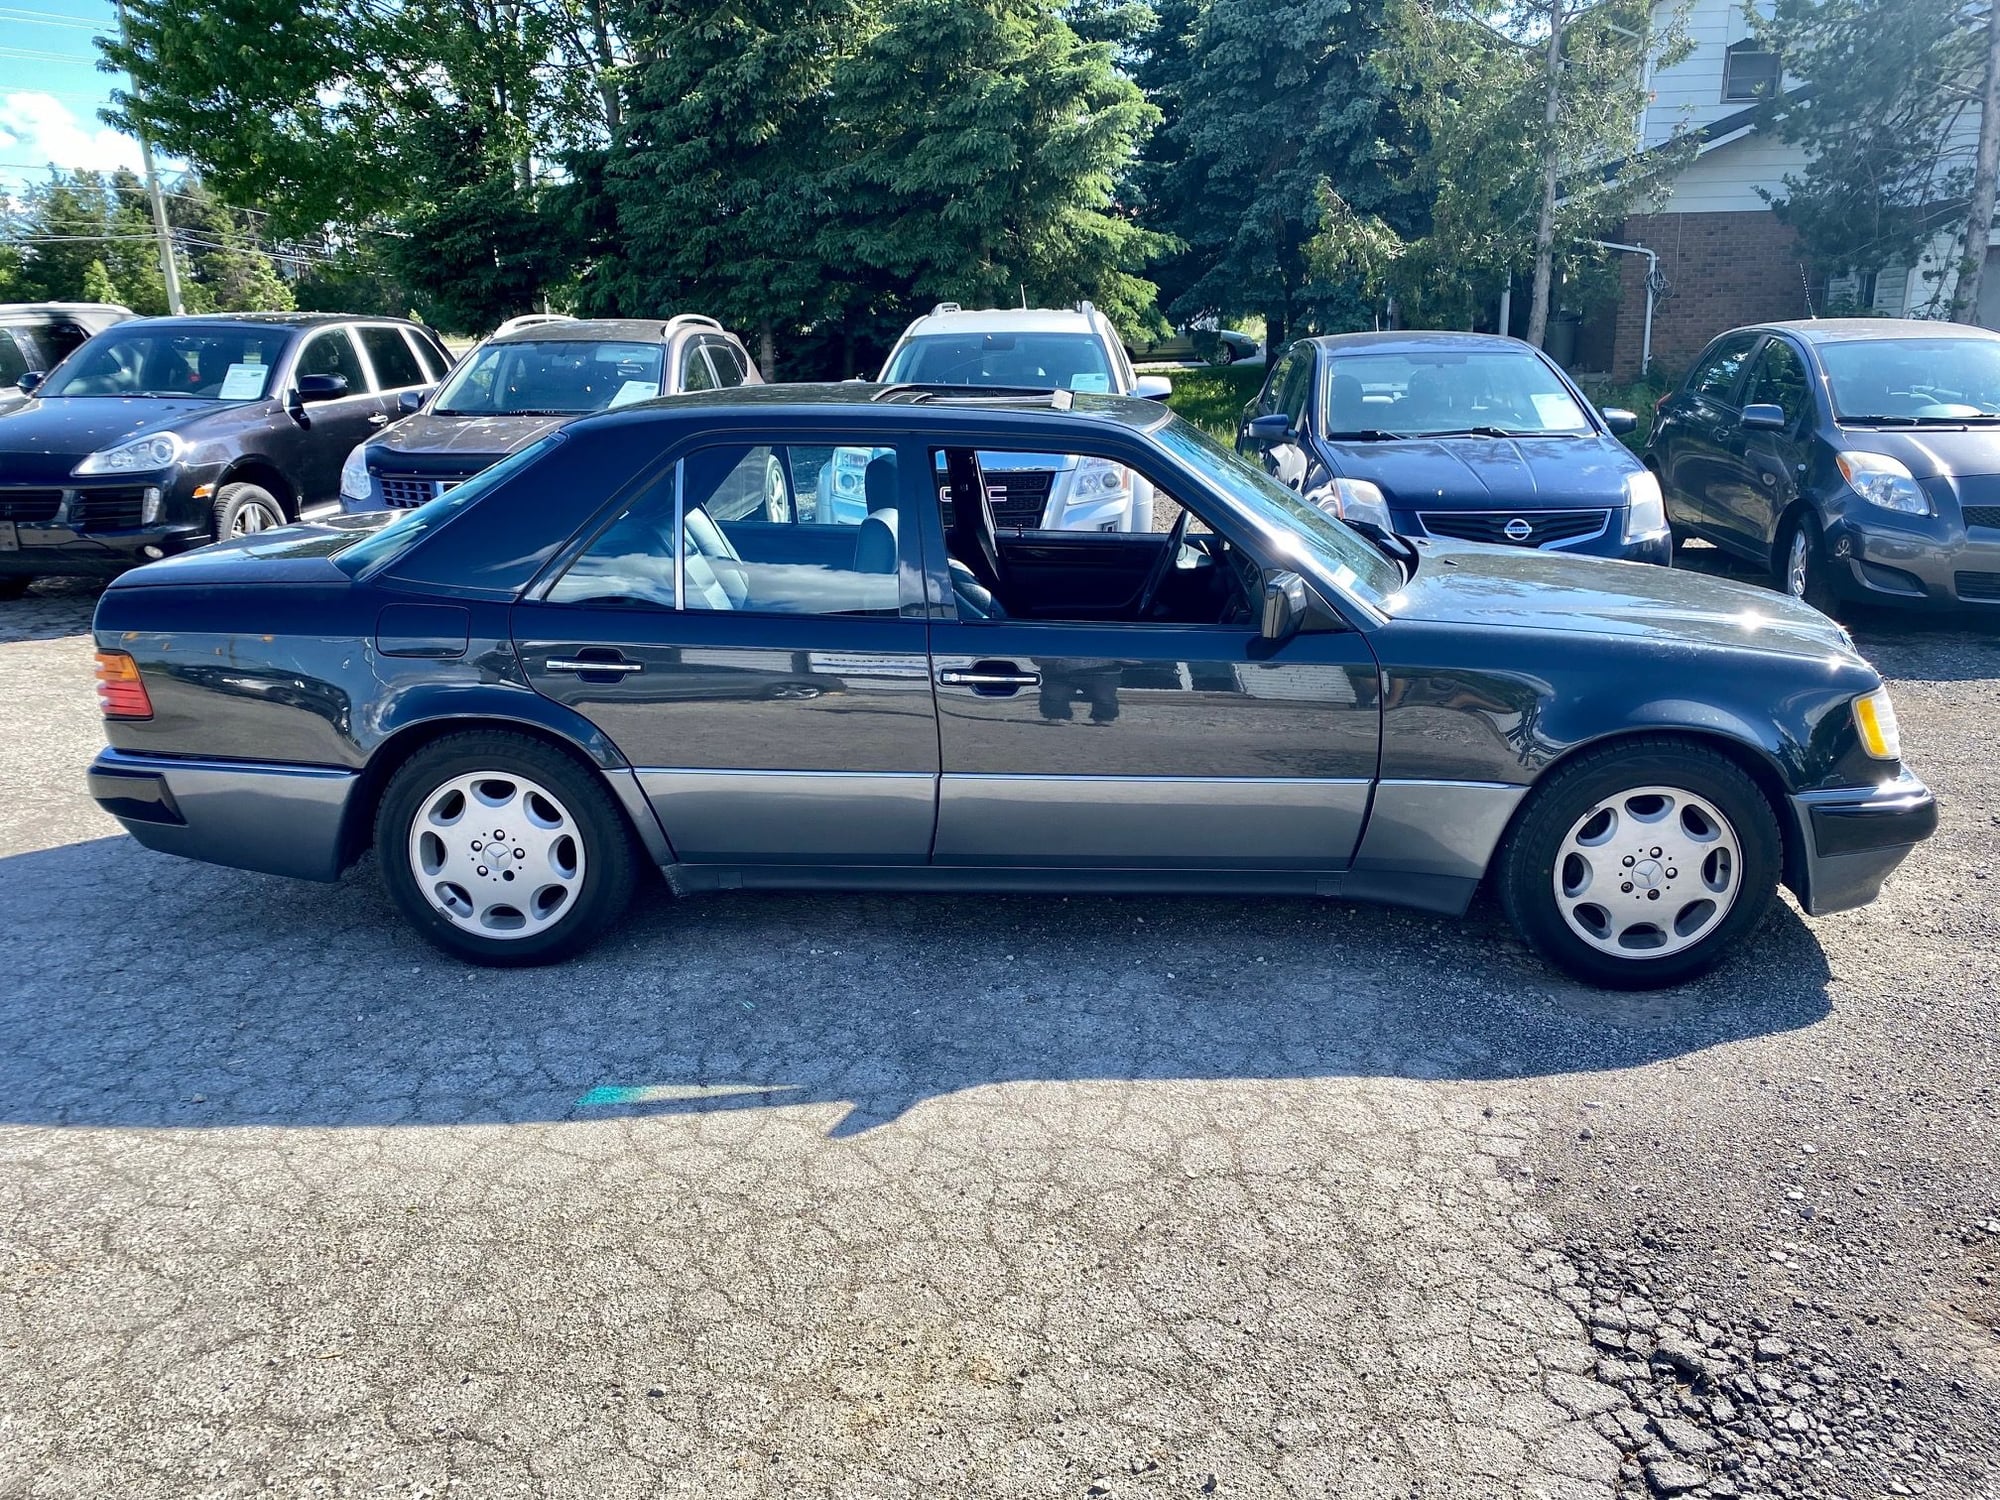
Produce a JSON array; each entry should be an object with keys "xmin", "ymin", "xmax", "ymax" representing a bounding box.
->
[
  {"xmin": 1788, "ymin": 770, "xmax": 1937, "ymax": 916},
  {"xmin": 88, "ymin": 747, "xmax": 357, "ymax": 881},
  {"xmin": 1828, "ymin": 519, "xmax": 2000, "ymax": 609}
]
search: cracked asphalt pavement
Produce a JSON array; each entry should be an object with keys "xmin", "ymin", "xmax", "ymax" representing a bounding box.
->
[{"xmin": 1, "ymin": 565, "xmax": 1996, "ymax": 1500}]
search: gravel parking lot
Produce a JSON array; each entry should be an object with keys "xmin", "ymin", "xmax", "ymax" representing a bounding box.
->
[{"xmin": 2, "ymin": 561, "xmax": 1996, "ymax": 1500}]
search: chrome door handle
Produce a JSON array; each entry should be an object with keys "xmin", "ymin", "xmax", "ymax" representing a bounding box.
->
[
  {"xmin": 937, "ymin": 667, "xmax": 1041, "ymax": 689},
  {"xmin": 367, "ymin": 413, "xmax": 390, "ymax": 425},
  {"xmin": 545, "ymin": 656, "xmax": 644, "ymax": 675}
]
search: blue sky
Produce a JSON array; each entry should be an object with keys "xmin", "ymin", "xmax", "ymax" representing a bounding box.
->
[{"xmin": 0, "ymin": 0, "xmax": 166, "ymax": 193}]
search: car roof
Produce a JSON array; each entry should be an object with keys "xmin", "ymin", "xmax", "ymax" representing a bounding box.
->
[
  {"xmin": 487, "ymin": 316, "xmax": 731, "ymax": 346},
  {"xmin": 1302, "ymin": 331, "xmax": 1547, "ymax": 356},
  {"xmin": 0, "ymin": 301, "xmax": 132, "ymax": 318},
  {"xmin": 101, "ymin": 312, "xmax": 422, "ymax": 333},
  {"xmin": 1754, "ymin": 318, "xmax": 2000, "ymax": 345},
  {"xmin": 571, "ymin": 381, "xmax": 1172, "ymax": 437},
  {"xmin": 903, "ymin": 307, "xmax": 1100, "ymax": 337}
]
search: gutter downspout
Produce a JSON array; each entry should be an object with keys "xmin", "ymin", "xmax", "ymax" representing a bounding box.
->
[{"xmin": 1585, "ymin": 238, "xmax": 1656, "ymax": 375}]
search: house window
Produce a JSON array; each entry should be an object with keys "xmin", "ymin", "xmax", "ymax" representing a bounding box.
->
[{"xmin": 1722, "ymin": 41, "xmax": 1780, "ymax": 102}]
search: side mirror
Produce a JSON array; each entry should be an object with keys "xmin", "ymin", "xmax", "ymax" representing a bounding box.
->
[
  {"xmin": 1261, "ymin": 570, "xmax": 1309, "ymax": 642},
  {"xmin": 1243, "ymin": 412, "xmax": 1296, "ymax": 447},
  {"xmin": 398, "ymin": 385, "xmax": 434, "ymax": 416},
  {"xmin": 1132, "ymin": 374, "xmax": 1174, "ymax": 401},
  {"xmin": 1601, "ymin": 407, "xmax": 1638, "ymax": 436},
  {"xmin": 1741, "ymin": 402, "xmax": 1787, "ymax": 431},
  {"xmin": 294, "ymin": 373, "xmax": 348, "ymax": 404},
  {"xmin": 16, "ymin": 370, "xmax": 42, "ymax": 395}
]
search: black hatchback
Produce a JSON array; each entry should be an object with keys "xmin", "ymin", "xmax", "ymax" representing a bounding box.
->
[{"xmin": 1648, "ymin": 317, "xmax": 2000, "ymax": 614}]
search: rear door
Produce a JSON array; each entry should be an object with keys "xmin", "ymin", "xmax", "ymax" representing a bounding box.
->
[
  {"xmin": 513, "ymin": 432, "xmax": 940, "ymax": 865},
  {"xmin": 924, "ymin": 433, "xmax": 1380, "ymax": 870}
]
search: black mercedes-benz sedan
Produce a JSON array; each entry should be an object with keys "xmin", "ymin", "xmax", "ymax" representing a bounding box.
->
[
  {"xmin": 86, "ymin": 384, "xmax": 1935, "ymax": 989},
  {"xmin": 1238, "ymin": 331, "xmax": 1668, "ymax": 564}
]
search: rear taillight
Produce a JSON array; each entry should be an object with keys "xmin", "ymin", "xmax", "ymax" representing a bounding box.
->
[{"xmin": 95, "ymin": 650, "xmax": 153, "ymax": 719}]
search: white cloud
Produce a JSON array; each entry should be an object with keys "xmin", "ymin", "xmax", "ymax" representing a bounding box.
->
[{"xmin": 0, "ymin": 92, "xmax": 145, "ymax": 178}]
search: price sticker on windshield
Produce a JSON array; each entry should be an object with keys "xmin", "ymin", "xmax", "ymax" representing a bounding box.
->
[{"xmin": 217, "ymin": 363, "xmax": 269, "ymax": 400}]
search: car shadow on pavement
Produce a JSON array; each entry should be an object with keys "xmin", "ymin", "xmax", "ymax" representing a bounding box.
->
[{"xmin": 0, "ymin": 835, "xmax": 1834, "ymax": 1137}]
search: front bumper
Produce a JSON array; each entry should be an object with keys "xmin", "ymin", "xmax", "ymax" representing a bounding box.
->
[
  {"xmin": 0, "ymin": 522, "xmax": 209, "ymax": 577},
  {"xmin": 88, "ymin": 747, "xmax": 359, "ymax": 881},
  {"xmin": 1828, "ymin": 516, "xmax": 2000, "ymax": 609},
  {"xmin": 1788, "ymin": 769, "xmax": 1937, "ymax": 916}
]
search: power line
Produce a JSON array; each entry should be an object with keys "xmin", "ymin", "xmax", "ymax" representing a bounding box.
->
[
  {"xmin": 0, "ymin": 9, "xmax": 104, "ymax": 31},
  {"xmin": 0, "ymin": 46, "xmax": 93, "ymax": 63}
]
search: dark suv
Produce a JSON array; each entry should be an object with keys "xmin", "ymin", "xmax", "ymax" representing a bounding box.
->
[
  {"xmin": 0, "ymin": 302, "xmax": 133, "ymax": 417},
  {"xmin": 0, "ymin": 312, "xmax": 450, "ymax": 597}
]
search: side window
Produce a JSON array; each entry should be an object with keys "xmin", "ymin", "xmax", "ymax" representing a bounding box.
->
[
  {"xmin": 1745, "ymin": 339, "xmax": 1813, "ymax": 429},
  {"xmin": 787, "ymin": 445, "xmax": 894, "ymax": 526},
  {"xmin": 1279, "ymin": 348, "xmax": 1316, "ymax": 429},
  {"xmin": 547, "ymin": 443, "xmax": 905, "ymax": 617},
  {"xmin": 295, "ymin": 327, "xmax": 370, "ymax": 392},
  {"xmin": 706, "ymin": 339, "xmax": 749, "ymax": 387},
  {"xmin": 419, "ymin": 332, "xmax": 455, "ymax": 376},
  {"xmin": 358, "ymin": 325, "xmax": 426, "ymax": 389},
  {"xmin": 0, "ymin": 329, "xmax": 29, "ymax": 386},
  {"xmin": 1261, "ymin": 350, "xmax": 1298, "ymax": 415},
  {"xmin": 43, "ymin": 320, "xmax": 92, "ymax": 363},
  {"xmin": 1688, "ymin": 334, "xmax": 1757, "ymax": 403},
  {"xmin": 680, "ymin": 341, "xmax": 718, "ymax": 392}
]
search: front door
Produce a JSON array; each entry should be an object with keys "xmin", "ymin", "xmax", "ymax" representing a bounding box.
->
[
  {"xmin": 926, "ymin": 439, "xmax": 1380, "ymax": 869},
  {"xmin": 514, "ymin": 437, "xmax": 939, "ymax": 865},
  {"xmin": 1664, "ymin": 331, "xmax": 1760, "ymax": 550},
  {"xmin": 287, "ymin": 326, "xmax": 386, "ymax": 506},
  {"xmin": 1727, "ymin": 335, "xmax": 1816, "ymax": 563}
]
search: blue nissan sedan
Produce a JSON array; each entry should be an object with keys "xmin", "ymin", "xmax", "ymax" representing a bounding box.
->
[{"xmin": 1238, "ymin": 331, "xmax": 1668, "ymax": 564}]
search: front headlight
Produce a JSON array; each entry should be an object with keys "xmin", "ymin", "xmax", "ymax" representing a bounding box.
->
[
  {"xmin": 1622, "ymin": 468, "xmax": 1667, "ymax": 540},
  {"xmin": 1069, "ymin": 457, "xmax": 1132, "ymax": 500},
  {"xmin": 339, "ymin": 442, "xmax": 374, "ymax": 501},
  {"xmin": 73, "ymin": 431, "xmax": 184, "ymax": 476},
  {"xmin": 1308, "ymin": 477, "xmax": 1392, "ymax": 532},
  {"xmin": 1852, "ymin": 686, "xmax": 1902, "ymax": 761},
  {"xmin": 1837, "ymin": 452, "xmax": 1932, "ymax": 516}
]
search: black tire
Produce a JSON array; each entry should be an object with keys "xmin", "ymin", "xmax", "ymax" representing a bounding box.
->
[
  {"xmin": 374, "ymin": 730, "xmax": 639, "ymax": 966},
  {"xmin": 0, "ymin": 576, "xmax": 31, "ymax": 601},
  {"xmin": 1775, "ymin": 508, "xmax": 1841, "ymax": 617},
  {"xmin": 761, "ymin": 455, "xmax": 792, "ymax": 524},
  {"xmin": 1497, "ymin": 738, "xmax": 1782, "ymax": 990},
  {"xmin": 211, "ymin": 482, "xmax": 288, "ymax": 541}
]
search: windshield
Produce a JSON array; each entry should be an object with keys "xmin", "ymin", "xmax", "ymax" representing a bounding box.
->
[
  {"xmin": 333, "ymin": 434, "xmax": 564, "ymax": 578},
  {"xmin": 1154, "ymin": 416, "xmax": 1404, "ymax": 607},
  {"xmin": 1324, "ymin": 348, "xmax": 1593, "ymax": 437},
  {"xmin": 41, "ymin": 325, "xmax": 291, "ymax": 400},
  {"xmin": 1819, "ymin": 336, "xmax": 2000, "ymax": 421},
  {"xmin": 435, "ymin": 339, "xmax": 665, "ymax": 415},
  {"xmin": 882, "ymin": 332, "xmax": 1114, "ymax": 392}
]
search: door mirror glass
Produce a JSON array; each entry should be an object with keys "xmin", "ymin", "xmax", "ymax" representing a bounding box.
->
[
  {"xmin": 295, "ymin": 373, "xmax": 349, "ymax": 403},
  {"xmin": 1244, "ymin": 412, "xmax": 1295, "ymax": 447},
  {"xmin": 1601, "ymin": 407, "xmax": 1638, "ymax": 435},
  {"xmin": 1741, "ymin": 402, "xmax": 1787, "ymax": 431},
  {"xmin": 1132, "ymin": 374, "xmax": 1173, "ymax": 400},
  {"xmin": 1261, "ymin": 570, "xmax": 1308, "ymax": 641},
  {"xmin": 16, "ymin": 369, "xmax": 42, "ymax": 395},
  {"xmin": 398, "ymin": 386, "xmax": 434, "ymax": 415}
]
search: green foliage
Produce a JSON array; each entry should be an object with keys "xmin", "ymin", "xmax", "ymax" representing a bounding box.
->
[
  {"xmin": 1756, "ymin": 0, "xmax": 1986, "ymax": 288},
  {"xmin": 1160, "ymin": 360, "xmax": 1266, "ymax": 438},
  {"xmin": 79, "ymin": 259, "xmax": 121, "ymax": 305},
  {"xmin": 1136, "ymin": 0, "xmax": 1431, "ymax": 348}
]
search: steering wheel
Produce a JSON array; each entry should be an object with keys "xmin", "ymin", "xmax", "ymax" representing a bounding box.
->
[{"xmin": 1132, "ymin": 506, "xmax": 1192, "ymax": 620}]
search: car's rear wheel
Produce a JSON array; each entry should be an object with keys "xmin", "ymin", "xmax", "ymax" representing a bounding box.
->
[
  {"xmin": 1777, "ymin": 509, "xmax": 1840, "ymax": 616},
  {"xmin": 213, "ymin": 482, "xmax": 288, "ymax": 540},
  {"xmin": 0, "ymin": 576, "xmax": 31, "ymax": 601},
  {"xmin": 1498, "ymin": 739, "xmax": 1781, "ymax": 989},
  {"xmin": 762, "ymin": 455, "xmax": 792, "ymax": 524},
  {"xmin": 375, "ymin": 731, "xmax": 637, "ymax": 965}
]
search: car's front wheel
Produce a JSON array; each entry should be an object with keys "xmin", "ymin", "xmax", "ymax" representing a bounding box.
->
[
  {"xmin": 212, "ymin": 482, "xmax": 288, "ymax": 540},
  {"xmin": 1777, "ymin": 509, "xmax": 1841, "ymax": 616},
  {"xmin": 375, "ymin": 731, "xmax": 638, "ymax": 965},
  {"xmin": 1497, "ymin": 739, "xmax": 1780, "ymax": 989}
]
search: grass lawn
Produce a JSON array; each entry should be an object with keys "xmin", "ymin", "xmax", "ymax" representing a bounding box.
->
[{"xmin": 1160, "ymin": 363, "xmax": 1265, "ymax": 439}]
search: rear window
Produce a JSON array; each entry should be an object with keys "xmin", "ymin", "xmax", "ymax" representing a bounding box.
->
[
  {"xmin": 333, "ymin": 434, "xmax": 564, "ymax": 579},
  {"xmin": 883, "ymin": 332, "xmax": 1114, "ymax": 392}
]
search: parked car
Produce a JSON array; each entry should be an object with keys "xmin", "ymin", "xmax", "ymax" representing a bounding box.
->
[
  {"xmin": 0, "ymin": 301, "xmax": 133, "ymax": 417},
  {"xmin": 340, "ymin": 315, "xmax": 760, "ymax": 516},
  {"xmin": 1648, "ymin": 317, "xmax": 2000, "ymax": 614},
  {"xmin": 877, "ymin": 301, "xmax": 1170, "ymax": 532},
  {"xmin": 88, "ymin": 384, "xmax": 1932, "ymax": 988},
  {"xmin": 0, "ymin": 311, "xmax": 452, "ymax": 598},
  {"xmin": 1126, "ymin": 321, "xmax": 1261, "ymax": 366},
  {"xmin": 1239, "ymin": 332, "xmax": 1669, "ymax": 564}
]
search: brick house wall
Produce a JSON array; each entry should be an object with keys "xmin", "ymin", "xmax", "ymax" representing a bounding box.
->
[{"xmin": 1606, "ymin": 210, "xmax": 1814, "ymax": 378}]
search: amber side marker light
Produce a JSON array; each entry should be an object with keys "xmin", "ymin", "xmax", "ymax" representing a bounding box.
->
[{"xmin": 95, "ymin": 650, "xmax": 153, "ymax": 720}]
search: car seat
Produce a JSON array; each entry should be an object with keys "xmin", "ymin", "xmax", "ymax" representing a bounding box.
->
[{"xmin": 854, "ymin": 454, "xmax": 899, "ymax": 574}]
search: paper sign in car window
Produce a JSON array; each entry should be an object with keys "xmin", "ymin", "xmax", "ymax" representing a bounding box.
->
[
  {"xmin": 1529, "ymin": 392, "xmax": 1587, "ymax": 429},
  {"xmin": 217, "ymin": 362, "xmax": 269, "ymax": 400},
  {"xmin": 609, "ymin": 381, "xmax": 660, "ymax": 408},
  {"xmin": 1069, "ymin": 373, "xmax": 1111, "ymax": 393}
]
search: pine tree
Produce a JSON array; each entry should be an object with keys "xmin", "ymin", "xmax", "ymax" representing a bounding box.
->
[{"xmin": 80, "ymin": 259, "xmax": 123, "ymax": 306}]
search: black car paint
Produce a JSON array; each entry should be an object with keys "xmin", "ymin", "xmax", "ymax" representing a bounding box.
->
[
  {"xmin": 89, "ymin": 386, "xmax": 1928, "ymax": 927},
  {"xmin": 1648, "ymin": 318, "xmax": 2000, "ymax": 610},
  {"xmin": 1238, "ymin": 331, "xmax": 1669, "ymax": 564},
  {"xmin": 0, "ymin": 314, "xmax": 446, "ymax": 581}
]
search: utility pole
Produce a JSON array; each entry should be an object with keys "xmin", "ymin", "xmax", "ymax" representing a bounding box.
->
[{"xmin": 113, "ymin": 0, "xmax": 183, "ymax": 314}]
